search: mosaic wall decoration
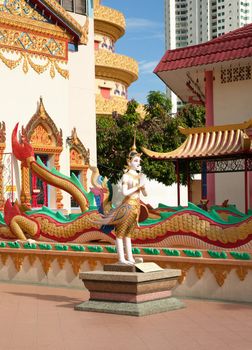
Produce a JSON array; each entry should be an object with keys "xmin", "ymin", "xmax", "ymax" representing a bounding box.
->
[
  {"xmin": 0, "ymin": 27, "xmax": 67, "ymax": 60},
  {"xmin": 0, "ymin": 0, "xmax": 49, "ymax": 22},
  {"xmin": 221, "ymin": 64, "xmax": 251, "ymax": 84}
]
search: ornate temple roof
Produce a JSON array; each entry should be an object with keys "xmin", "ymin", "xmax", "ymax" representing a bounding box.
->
[
  {"xmin": 0, "ymin": 0, "xmax": 89, "ymax": 45},
  {"xmin": 154, "ymin": 23, "xmax": 252, "ymax": 73},
  {"xmin": 142, "ymin": 119, "xmax": 252, "ymax": 160}
]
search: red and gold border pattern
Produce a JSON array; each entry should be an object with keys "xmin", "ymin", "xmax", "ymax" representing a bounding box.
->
[{"xmin": 0, "ymin": 26, "xmax": 68, "ymax": 60}]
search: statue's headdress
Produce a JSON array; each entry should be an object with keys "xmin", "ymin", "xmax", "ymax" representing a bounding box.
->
[{"xmin": 125, "ymin": 132, "xmax": 142, "ymax": 172}]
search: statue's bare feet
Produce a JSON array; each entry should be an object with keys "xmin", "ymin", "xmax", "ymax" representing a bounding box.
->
[
  {"xmin": 27, "ymin": 238, "xmax": 36, "ymax": 244},
  {"xmin": 118, "ymin": 259, "xmax": 135, "ymax": 265}
]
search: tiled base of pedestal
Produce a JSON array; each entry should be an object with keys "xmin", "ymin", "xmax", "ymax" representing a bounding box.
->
[
  {"xmin": 90, "ymin": 290, "xmax": 171, "ymax": 303},
  {"xmin": 77, "ymin": 264, "xmax": 184, "ymax": 316},
  {"xmin": 75, "ymin": 297, "xmax": 185, "ymax": 316}
]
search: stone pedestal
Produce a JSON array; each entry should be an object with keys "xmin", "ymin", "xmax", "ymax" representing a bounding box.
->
[{"xmin": 75, "ymin": 263, "xmax": 185, "ymax": 316}]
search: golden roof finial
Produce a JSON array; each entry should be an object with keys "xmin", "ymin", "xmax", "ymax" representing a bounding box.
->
[
  {"xmin": 71, "ymin": 127, "xmax": 79, "ymax": 145},
  {"xmin": 38, "ymin": 97, "xmax": 47, "ymax": 119}
]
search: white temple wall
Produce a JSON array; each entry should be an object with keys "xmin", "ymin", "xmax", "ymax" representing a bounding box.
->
[
  {"xmin": 0, "ymin": 14, "xmax": 96, "ymax": 211},
  {"xmin": 0, "ymin": 56, "xmax": 70, "ymax": 209},
  {"xmin": 69, "ymin": 14, "xmax": 97, "ymax": 169},
  {"xmin": 213, "ymin": 71, "xmax": 252, "ymax": 125},
  {"xmin": 211, "ymin": 66, "xmax": 252, "ymax": 212}
]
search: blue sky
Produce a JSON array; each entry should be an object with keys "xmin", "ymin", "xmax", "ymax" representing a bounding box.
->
[{"xmin": 102, "ymin": 0, "xmax": 166, "ymax": 103}]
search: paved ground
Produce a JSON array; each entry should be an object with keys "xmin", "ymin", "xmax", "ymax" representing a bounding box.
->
[{"xmin": 0, "ymin": 282, "xmax": 251, "ymax": 350}]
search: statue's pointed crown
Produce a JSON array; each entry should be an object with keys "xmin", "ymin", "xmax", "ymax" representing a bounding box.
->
[{"xmin": 128, "ymin": 131, "xmax": 142, "ymax": 160}]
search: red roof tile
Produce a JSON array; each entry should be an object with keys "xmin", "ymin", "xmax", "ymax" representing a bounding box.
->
[{"xmin": 155, "ymin": 24, "xmax": 252, "ymax": 73}]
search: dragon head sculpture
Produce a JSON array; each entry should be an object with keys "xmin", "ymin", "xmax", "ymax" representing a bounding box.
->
[{"xmin": 12, "ymin": 123, "xmax": 34, "ymax": 166}]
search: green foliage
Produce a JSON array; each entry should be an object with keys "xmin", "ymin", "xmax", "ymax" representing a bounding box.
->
[{"xmin": 96, "ymin": 91, "xmax": 205, "ymax": 185}]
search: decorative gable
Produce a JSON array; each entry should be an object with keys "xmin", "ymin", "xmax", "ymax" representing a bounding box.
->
[
  {"xmin": 0, "ymin": 0, "xmax": 89, "ymax": 78},
  {"xmin": 0, "ymin": 0, "xmax": 50, "ymax": 23}
]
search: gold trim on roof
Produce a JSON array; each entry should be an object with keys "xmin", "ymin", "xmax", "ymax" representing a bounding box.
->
[
  {"xmin": 96, "ymin": 94, "xmax": 145, "ymax": 117},
  {"xmin": 67, "ymin": 127, "xmax": 90, "ymax": 166},
  {"xmin": 95, "ymin": 50, "xmax": 138, "ymax": 86},
  {"xmin": 0, "ymin": 0, "xmax": 47, "ymax": 22},
  {"xmin": 142, "ymin": 121, "xmax": 252, "ymax": 160},
  {"xmin": 41, "ymin": 0, "xmax": 89, "ymax": 44},
  {"xmin": 0, "ymin": 50, "xmax": 69, "ymax": 79},
  {"xmin": 94, "ymin": 5, "xmax": 125, "ymax": 42},
  {"xmin": 179, "ymin": 118, "xmax": 252, "ymax": 135},
  {"xmin": 0, "ymin": 25, "xmax": 67, "ymax": 60},
  {"xmin": 0, "ymin": 12, "xmax": 70, "ymax": 40},
  {"xmin": 0, "ymin": 0, "xmax": 89, "ymax": 45}
]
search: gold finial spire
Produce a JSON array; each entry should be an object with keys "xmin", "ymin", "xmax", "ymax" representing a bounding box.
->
[
  {"xmin": 131, "ymin": 130, "xmax": 137, "ymax": 152},
  {"xmin": 38, "ymin": 97, "xmax": 47, "ymax": 119}
]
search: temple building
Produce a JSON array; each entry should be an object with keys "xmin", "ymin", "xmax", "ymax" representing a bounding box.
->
[
  {"xmin": 0, "ymin": 0, "xmax": 96, "ymax": 211},
  {"xmin": 93, "ymin": 0, "xmax": 140, "ymax": 116},
  {"xmin": 153, "ymin": 23, "xmax": 252, "ymax": 211}
]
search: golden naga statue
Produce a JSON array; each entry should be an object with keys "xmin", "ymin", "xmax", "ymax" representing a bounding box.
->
[{"xmin": 0, "ymin": 123, "xmax": 252, "ymax": 252}]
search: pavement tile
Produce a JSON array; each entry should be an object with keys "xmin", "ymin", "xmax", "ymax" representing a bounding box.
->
[{"xmin": 0, "ymin": 282, "xmax": 251, "ymax": 350}]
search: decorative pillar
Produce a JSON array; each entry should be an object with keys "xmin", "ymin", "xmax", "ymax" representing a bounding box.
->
[
  {"xmin": 0, "ymin": 151, "xmax": 4, "ymax": 210},
  {"xmin": 245, "ymin": 158, "xmax": 248, "ymax": 214},
  {"xmin": 20, "ymin": 163, "xmax": 31, "ymax": 208},
  {"xmin": 205, "ymin": 70, "xmax": 215, "ymax": 206},
  {"xmin": 83, "ymin": 165, "xmax": 89, "ymax": 191},
  {"xmin": 186, "ymin": 160, "xmax": 191, "ymax": 203},
  {"xmin": 54, "ymin": 153, "xmax": 63, "ymax": 209},
  {"xmin": 249, "ymin": 171, "xmax": 252, "ymax": 210},
  {"xmin": 176, "ymin": 160, "xmax": 180, "ymax": 206}
]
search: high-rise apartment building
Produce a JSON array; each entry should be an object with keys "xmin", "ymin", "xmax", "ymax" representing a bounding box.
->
[{"xmin": 165, "ymin": 0, "xmax": 252, "ymax": 112}]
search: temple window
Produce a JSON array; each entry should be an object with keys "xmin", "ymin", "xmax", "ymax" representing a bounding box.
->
[
  {"xmin": 59, "ymin": 0, "xmax": 88, "ymax": 15},
  {"xmin": 100, "ymin": 87, "xmax": 111, "ymax": 99}
]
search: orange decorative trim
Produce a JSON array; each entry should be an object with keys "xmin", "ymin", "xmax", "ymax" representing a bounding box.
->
[
  {"xmin": 22, "ymin": 98, "xmax": 63, "ymax": 208},
  {"xmin": 0, "ymin": 0, "xmax": 89, "ymax": 45},
  {"xmin": 54, "ymin": 153, "xmax": 63, "ymax": 209},
  {"xmin": 0, "ymin": 24, "xmax": 68, "ymax": 61},
  {"xmin": 20, "ymin": 162, "xmax": 32, "ymax": 208},
  {"xmin": 142, "ymin": 119, "xmax": 252, "ymax": 160},
  {"xmin": 179, "ymin": 118, "xmax": 252, "ymax": 135},
  {"xmin": 0, "ymin": 122, "xmax": 6, "ymax": 210},
  {"xmin": 24, "ymin": 98, "xmax": 63, "ymax": 148},
  {"xmin": 67, "ymin": 128, "xmax": 90, "ymax": 191}
]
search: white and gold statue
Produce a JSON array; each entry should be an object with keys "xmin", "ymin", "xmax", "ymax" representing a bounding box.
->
[{"xmin": 96, "ymin": 136, "xmax": 147, "ymax": 264}]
